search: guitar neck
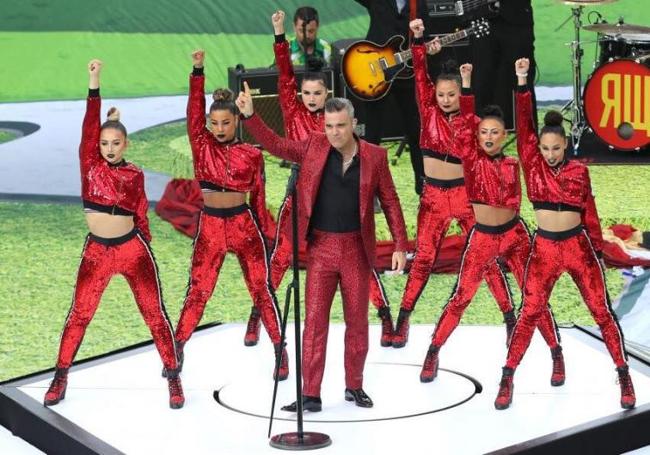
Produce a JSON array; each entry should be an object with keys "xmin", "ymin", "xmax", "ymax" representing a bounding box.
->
[{"xmin": 397, "ymin": 29, "xmax": 470, "ymax": 62}]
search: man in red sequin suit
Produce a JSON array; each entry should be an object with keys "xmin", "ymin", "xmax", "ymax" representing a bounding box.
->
[
  {"xmin": 237, "ymin": 85, "xmax": 408, "ymax": 411},
  {"xmin": 243, "ymin": 10, "xmax": 396, "ymax": 349}
]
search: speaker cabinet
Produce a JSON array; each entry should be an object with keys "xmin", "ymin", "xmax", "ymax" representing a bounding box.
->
[{"xmin": 228, "ymin": 65, "xmax": 335, "ymax": 144}]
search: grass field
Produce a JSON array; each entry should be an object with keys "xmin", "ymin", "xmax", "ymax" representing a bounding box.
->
[
  {"xmin": 1, "ymin": 0, "xmax": 648, "ymax": 101},
  {"xmin": 4, "ymin": 108, "xmax": 648, "ymax": 381},
  {"xmin": 0, "ymin": 130, "xmax": 17, "ymax": 144}
]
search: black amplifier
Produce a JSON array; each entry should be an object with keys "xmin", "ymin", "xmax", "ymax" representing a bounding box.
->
[{"xmin": 228, "ymin": 65, "xmax": 335, "ymax": 143}]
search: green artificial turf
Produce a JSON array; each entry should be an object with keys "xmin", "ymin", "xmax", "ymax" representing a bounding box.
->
[
  {"xmin": 1, "ymin": 0, "xmax": 648, "ymax": 101},
  {"xmin": 0, "ymin": 130, "xmax": 17, "ymax": 144}
]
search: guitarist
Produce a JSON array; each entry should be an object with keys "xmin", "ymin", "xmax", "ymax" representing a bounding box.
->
[
  {"xmin": 471, "ymin": 0, "xmax": 538, "ymax": 130},
  {"xmin": 353, "ymin": 0, "xmax": 428, "ymax": 195}
]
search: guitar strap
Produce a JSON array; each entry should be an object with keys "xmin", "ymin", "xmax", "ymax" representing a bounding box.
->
[{"xmin": 408, "ymin": 0, "xmax": 417, "ymax": 43}]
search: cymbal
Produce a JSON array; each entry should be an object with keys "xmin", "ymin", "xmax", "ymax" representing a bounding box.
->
[
  {"xmin": 560, "ymin": 0, "xmax": 617, "ymax": 5},
  {"xmin": 583, "ymin": 23, "xmax": 650, "ymax": 35}
]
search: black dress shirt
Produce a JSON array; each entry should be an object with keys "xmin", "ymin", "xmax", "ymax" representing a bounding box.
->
[{"xmin": 310, "ymin": 148, "xmax": 361, "ymax": 232}]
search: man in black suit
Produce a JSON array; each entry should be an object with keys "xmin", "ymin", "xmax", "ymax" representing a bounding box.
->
[
  {"xmin": 471, "ymin": 0, "xmax": 538, "ymax": 130},
  {"xmin": 353, "ymin": 0, "xmax": 428, "ymax": 195}
]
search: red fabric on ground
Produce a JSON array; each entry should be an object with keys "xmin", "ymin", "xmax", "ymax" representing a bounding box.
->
[
  {"xmin": 610, "ymin": 224, "xmax": 636, "ymax": 241},
  {"xmin": 155, "ymin": 180, "xmax": 650, "ymax": 271}
]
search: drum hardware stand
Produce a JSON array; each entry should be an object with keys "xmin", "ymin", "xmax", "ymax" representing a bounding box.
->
[{"xmin": 557, "ymin": 6, "xmax": 588, "ymax": 155}]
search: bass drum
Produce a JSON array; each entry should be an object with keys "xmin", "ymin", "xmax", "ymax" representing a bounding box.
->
[{"xmin": 583, "ymin": 58, "xmax": 650, "ymax": 150}]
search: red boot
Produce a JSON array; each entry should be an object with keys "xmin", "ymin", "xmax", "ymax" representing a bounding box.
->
[
  {"xmin": 244, "ymin": 306, "xmax": 261, "ymax": 347},
  {"xmin": 44, "ymin": 368, "xmax": 69, "ymax": 406},
  {"xmin": 617, "ymin": 365, "xmax": 636, "ymax": 409},
  {"xmin": 392, "ymin": 309, "xmax": 411, "ymax": 348},
  {"xmin": 166, "ymin": 369, "xmax": 185, "ymax": 409},
  {"xmin": 550, "ymin": 346, "xmax": 565, "ymax": 386},
  {"xmin": 504, "ymin": 310, "xmax": 516, "ymax": 346},
  {"xmin": 377, "ymin": 306, "xmax": 394, "ymax": 348},
  {"xmin": 273, "ymin": 343, "xmax": 289, "ymax": 381},
  {"xmin": 494, "ymin": 367, "xmax": 515, "ymax": 410},
  {"xmin": 420, "ymin": 345, "xmax": 439, "ymax": 383}
]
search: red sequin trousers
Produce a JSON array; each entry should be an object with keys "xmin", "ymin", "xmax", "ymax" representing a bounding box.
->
[
  {"xmin": 506, "ymin": 227, "xmax": 627, "ymax": 369},
  {"xmin": 400, "ymin": 181, "xmax": 513, "ymax": 313},
  {"xmin": 55, "ymin": 230, "xmax": 178, "ymax": 369},
  {"xmin": 302, "ymin": 230, "xmax": 371, "ymax": 397},
  {"xmin": 175, "ymin": 206, "xmax": 282, "ymax": 345},
  {"xmin": 271, "ymin": 195, "xmax": 390, "ymax": 307},
  {"xmin": 431, "ymin": 218, "xmax": 560, "ymax": 347}
]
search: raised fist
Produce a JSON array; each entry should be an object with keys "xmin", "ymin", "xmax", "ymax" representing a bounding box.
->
[
  {"xmin": 409, "ymin": 19, "xmax": 425, "ymax": 39},
  {"xmin": 272, "ymin": 10, "xmax": 286, "ymax": 34},
  {"xmin": 88, "ymin": 59, "xmax": 103, "ymax": 75},
  {"xmin": 460, "ymin": 63, "xmax": 473, "ymax": 79},
  {"xmin": 515, "ymin": 58, "xmax": 530, "ymax": 75}
]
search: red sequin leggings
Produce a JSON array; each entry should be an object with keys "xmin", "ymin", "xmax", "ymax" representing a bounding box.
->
[
  {"xmin": 432, "ymin": 217, "xmax": 560, "ymax": 348},
  {"xmin": 302, "ymin": 230, "xmax": 371, "ymax": 397},
  {"xmin": 271, "ymin": 195, "xmax": 390, "ymax": 308},
  {"xmin": 400, "ymin": 178, "xmax": 512, "ymax": 313},
  {"xmin": 55, "ymin": 230, "xmax": 177, "ymax": 370},
  {"xmin": 506, "ymin": 225, "xmax": 627, "ymax": 369},
  {"xmin": 175, "ymin": 205, "xmax": 281, "ymax": 345}
]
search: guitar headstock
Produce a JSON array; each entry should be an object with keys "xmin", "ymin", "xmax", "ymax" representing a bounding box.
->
[{"xmin": 468, "ymin": 18, "xmax": 490, "ymax": 38}]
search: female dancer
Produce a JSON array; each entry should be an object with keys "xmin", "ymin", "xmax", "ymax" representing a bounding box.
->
[
  {"xmin": 418, "ymin": 64, "xmax": 563, "ymax": 384},
  {"xmin": 392, "ymin": 19, "xmax": 514, "ymax": 348},
  {"xmin": 243, "ymin": 10, "xmax": 395, "ymax": 348},
  {"xmin": 172, "ymin": 50, "xmax": 288, "ymax": 380},
  {"xmin": 494, "ymin": 58, "xmax": 635, "ymax": 410},
  {"xmin": 44, "ymin": 60, "xmax": 184, "ymax": 409}
]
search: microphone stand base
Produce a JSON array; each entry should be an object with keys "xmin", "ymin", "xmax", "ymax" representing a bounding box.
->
[{"xmin": 270, "ymin": 431, "xmax": 332, "ymax": 451}]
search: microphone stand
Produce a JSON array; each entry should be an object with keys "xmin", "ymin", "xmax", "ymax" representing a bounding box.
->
[{"xmin": 269, "ymin": 164, "xmax": 331, "ymax": 450}]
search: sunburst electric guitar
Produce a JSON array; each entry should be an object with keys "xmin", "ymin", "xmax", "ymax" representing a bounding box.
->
[{"xmin": 341, "ymin": 19, "xmax": 490, "ymax": 101}]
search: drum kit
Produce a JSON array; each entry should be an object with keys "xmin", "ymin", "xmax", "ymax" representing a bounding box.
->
[{"xmin": 556, "ymin": 0, "xmax": 650, "ymax": 152}]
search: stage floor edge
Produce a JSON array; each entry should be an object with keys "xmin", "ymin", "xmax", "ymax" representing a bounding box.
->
[{"xmin": 2, "ymin": 324, "xmax": 650, "ymax": 455}]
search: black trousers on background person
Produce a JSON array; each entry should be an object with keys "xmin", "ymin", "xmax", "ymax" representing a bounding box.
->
[
  {"xmin": 472, "ymin": 18, "xmax": 538, "ymax": 130},
  {"xmin": 363, "ymin": 78, "xmax": 424, "ymax": 195}
]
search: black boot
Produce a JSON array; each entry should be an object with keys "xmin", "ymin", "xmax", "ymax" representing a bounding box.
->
[
  {"xmin": 244, "ymin": 306, "xmax": 261, "ymax": 346},
  {"xmin": 392, "ymin": 308, "xmax": 411, "ymax": 348},
  {"xmin": 377, "ymin": 306, "xmax": 394, "ymax": 347}
]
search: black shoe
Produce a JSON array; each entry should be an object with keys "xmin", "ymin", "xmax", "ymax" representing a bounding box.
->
[
  {"xmin": 281, "ymin": 395, "xmax": 322, "ymax": 412},
  {"xmin": 344, "ymin": 388, "xmax": 373, "ymax": 408}
]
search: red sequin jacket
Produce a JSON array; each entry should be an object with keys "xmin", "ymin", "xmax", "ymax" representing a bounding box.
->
[
  {"xmin": 80, "ymin": 93, "xmax": 151, "ymax": 242},
  {"xmin": 187, "ymin": 72, "xmax": 275, "ymax": 239},
  {"xmin": 412, "ymin": 42, "xmax": 476, "ymax": 161},
  {"xmin": 516, "ymin": 88, "xmax": 604, "ymax": 252},
  {"xmin": 460, "ymin": 95, "xmax": 522, "ymax": 211}
]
